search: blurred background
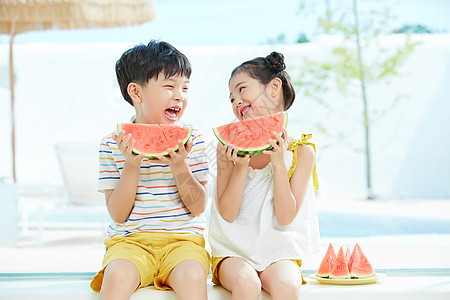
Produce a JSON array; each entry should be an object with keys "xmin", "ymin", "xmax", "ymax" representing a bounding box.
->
[{"xmin": 0, "ymin": 0, "xmax": 449, "ymax": 274}]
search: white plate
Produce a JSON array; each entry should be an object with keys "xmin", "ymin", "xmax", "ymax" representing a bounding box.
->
[{"xmin": 309, "ymin": 273, "xmax": 386, "ymax": 285}]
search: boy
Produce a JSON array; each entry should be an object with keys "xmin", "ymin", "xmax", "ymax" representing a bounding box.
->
[{"xmin": 90, "ymin": 40, "xmax": 210, "ymax": 300}]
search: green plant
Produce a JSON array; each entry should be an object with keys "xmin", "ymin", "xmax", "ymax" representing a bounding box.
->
[
  {"xmin": 392, "ymin": 24, "xmax": 434, "ymax": 34},
  {"xmin": 297, "ymin": 33, "xmax": 310, "ymax": 43},
  {"xmin": 297, "ymin": 0, "xmax": 421, "ymax": 199}
]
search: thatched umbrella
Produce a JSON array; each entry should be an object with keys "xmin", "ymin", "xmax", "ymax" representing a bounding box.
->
[{"xmin": 0, "ymin": 0, "xmax": 156, "ymax": 182}]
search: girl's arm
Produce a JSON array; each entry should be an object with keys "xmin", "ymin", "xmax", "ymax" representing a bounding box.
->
[
  {"xmin": 216, "ymin": 143, "xmax": 250, "ymax": 222},
  {"xmin": 105, "ymin": 131, "xmax": 144, "ymax": 224},
  {"xmin": 157, "ymin": 139, "xmax": 208, "ymax": 216},
  {"xmin": 264, "ymin": 130, "xmax": 315, "ymax": 226}
]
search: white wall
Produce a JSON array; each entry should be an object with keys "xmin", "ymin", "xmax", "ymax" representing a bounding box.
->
[{"xmin": 1, "ymin": 34, "xmax": 449, "ymax": 199}]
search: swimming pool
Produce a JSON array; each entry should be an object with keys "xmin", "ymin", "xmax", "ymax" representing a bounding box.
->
[{"xmin": 317, "ymin": 210, "xmax": 450, "ymax": 237}]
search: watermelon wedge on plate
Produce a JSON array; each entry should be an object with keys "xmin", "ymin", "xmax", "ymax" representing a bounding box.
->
[
  {"xmin": 329, "ymin": 247, "xmax": 351, "ymax": 279},
  {"xmin": 316, "ymin": 243, "xmax": 336, "ymax": 278},
  {"xmin": 345, "ymin": 245, "xmax": 351, "ymax": 263},
  {"xmin": 117, "ymin": 123, "xmax": 192, "ymax": 159},
  {"xmin": 312, "ymin": 243, "xmax": 382, "ymax": 284},
  {"xmin": 212, "ymin": 112, "xmax": 288, "ymax": 157},
  {"xmin": 349, "ymin": 243, "xmax": 375, "ymax": 278}
]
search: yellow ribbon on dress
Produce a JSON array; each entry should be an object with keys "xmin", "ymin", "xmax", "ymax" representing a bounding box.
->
[{"xmin": 288, "ymin": 133, "xmax": 319, "ymax": 193}]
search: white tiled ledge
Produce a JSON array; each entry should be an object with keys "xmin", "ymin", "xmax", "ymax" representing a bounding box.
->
[{"xmin": 1, "ymin": 275, "xmax": 450, "ymax": 300}]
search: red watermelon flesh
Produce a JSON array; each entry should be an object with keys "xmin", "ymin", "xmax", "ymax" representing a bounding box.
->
[
  {"xmin": 349, "ymin": 243, "xmax": 375, "ymax": 278},
  {"xmin": 212, "ymin": 112, "xmax": 288, "ymax": 157},
  {"xmin": 117, "ymin": 123, "xmax": 192, "ymax": 158},
  {"xmin": 347, "ymin": 244, "xmax": 357, "ymax": 273},
  {"xmin": 329, "ymin": 247, "xmax": 350, "ymax": 279},
  {"xmin": 316, "ymin": 243, "xmax": 336, "ymax": 278},
  {"xmin": 345, "ymin": 246, "xmax": 351, "ymax": 263}
]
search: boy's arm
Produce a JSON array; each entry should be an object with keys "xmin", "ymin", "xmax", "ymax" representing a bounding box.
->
[
  {"xmin": 104, "ymin": 162, "xmax": 141, "ymax": 223},
  {"xmin": 105, "ymin": 131, "xmax": 144, "ymax": 223},
  {"xmin": 216, "ymin": 143, "xmax": 250, "ymax": 223},
  {"xmin": 170, "ymin": 160, "xmax": 208, "ymax": 216},
  {"xmin": 157, "ymin": 139, "xmax": 208, "ymax": 216}
]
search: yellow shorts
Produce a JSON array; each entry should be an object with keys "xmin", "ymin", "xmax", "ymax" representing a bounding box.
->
[
  {"xmin": 211, "ymin": 257, "xmax": 306, "ymax": 285},
  {"xmin": 90, "ymin": 232, "xmax": 210, "ymax": 292}
]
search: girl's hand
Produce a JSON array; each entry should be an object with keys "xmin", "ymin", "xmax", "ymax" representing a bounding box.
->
[
  {"xmin": 263, "ymin": 128, "xmax": 289, "ymax": 166},
  {"xmin": 156, "ymin": 139, "xmax": 193, "ymax": 167},
  {"xmin": 223, "ymin": 144, "xmax": 251, "ymax": 167},
  {"xmin": 217, "ymin": 142, "xmax": 231, "ymax": 163},
  {"xmin": 112, "ymin": 130, "xmax": 144, "ymax": 167}
]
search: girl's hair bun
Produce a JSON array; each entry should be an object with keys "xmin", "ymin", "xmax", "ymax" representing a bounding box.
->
[{"xmin": 265, "ymin": 51, "xmax": 286, "ymax": 73}]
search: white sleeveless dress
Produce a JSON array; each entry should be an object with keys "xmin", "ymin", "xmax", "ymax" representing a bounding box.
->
[{"xmin": 208, "ymin": 149, "xmax": 321, "ymax": 271}]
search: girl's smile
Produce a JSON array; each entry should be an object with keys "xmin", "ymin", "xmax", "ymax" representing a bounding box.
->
[
  {"xmin": 240, "ymin": 105, "xmax": 251, "ymax": 119},
  {"xmin": 229, "ymin": 72, "xmax": 283, "ymax": 120}
]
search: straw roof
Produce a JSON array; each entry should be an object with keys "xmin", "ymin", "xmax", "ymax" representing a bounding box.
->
[
  {"xmin": 0, "ymin": 0, "xmax": 156, "ymax": 34},
  {"xmin": 1, "ymin": 0, "xmax": 155, "ymax": 183}
]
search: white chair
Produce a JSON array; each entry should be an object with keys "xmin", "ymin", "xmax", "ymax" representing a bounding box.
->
[
  {"xmin": 14, "ymin": 143, "xmax": 109, "ymax": 247},
  {"xmin": 51, "ymin": 142, "xmax": 109, "ymax": 239},
  {"xmin": 55, "ymin": 142, "xmax": 104, "ymax": 206}
]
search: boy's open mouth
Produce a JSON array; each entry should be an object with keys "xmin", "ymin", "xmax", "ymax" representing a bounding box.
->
[{"xmin": 165, "ymin": 107, "xmax": 181, "ymax": 122}]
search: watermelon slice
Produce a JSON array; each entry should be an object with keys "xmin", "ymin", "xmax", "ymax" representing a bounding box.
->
[
  {"xmin": 345, "ymin": 245, "xmax": 351, "ymax": 263},
  {"xmin": 117, "ymin": 123, "xmax": 192, "ymax": 159},
  {"xmin": 349, "ymin": 243, "xmax": 375, "ymax": 278},
  {"xmin": 212, "ymin": 112, "xmax": 288, "ymax": 156},
  {"xmin": 316, "ymin": 243, "xmax": 336, "ymax": 278},
  {"xmin": 347, "ymin": 244, "xmax": 356, "ymax": 273},
  {"xmin": 329, "ymin": 247, "xmax": 350, "ymax": 279}
]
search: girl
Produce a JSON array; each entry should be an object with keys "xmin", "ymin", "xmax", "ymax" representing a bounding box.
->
[{"xmin": 209, "ymin": 52, "xmax": 320, "ymax": 300}]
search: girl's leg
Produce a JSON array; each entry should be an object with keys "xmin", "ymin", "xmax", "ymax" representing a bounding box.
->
[
  {"xmin": 165, "ymin": 259, "xmax": 208, "ymax": 300},
  {"xmin": 218, "ymin": 257, "xmax": 261, "ymax": 300},
  {"xmin": 259, "ymin": 260, "xmax": 302, "ymax": 300},
  {"xmin": 99, "ymin": 259, "xmax": 140, "ymax": 300}
]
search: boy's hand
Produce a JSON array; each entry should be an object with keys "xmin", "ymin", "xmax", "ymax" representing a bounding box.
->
[
  {"xmin": 112, "ymin": 130, "xmax": 144, "ymax": 167},
  {"xmin": 156, "ymin": 139, "xmax": 193, "ymax": 167},
  {"xmin": 263, "ymin": 128, "xmax": 288, "ymax": 166}
]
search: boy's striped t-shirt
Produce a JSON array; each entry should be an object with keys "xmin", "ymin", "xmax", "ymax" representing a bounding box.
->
[{"xmin": 97, "ymin": 124, "xmax": 210, "ymax": 238}]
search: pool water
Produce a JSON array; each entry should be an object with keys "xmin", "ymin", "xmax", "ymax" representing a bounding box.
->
[{"xmin": 318, "ymin": 211, "xmax": 450, "ymax": 237}]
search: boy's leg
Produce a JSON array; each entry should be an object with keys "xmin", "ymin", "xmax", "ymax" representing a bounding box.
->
[
  {"xmin": 259, "ymin": 260, "xmax": 302, "ymax": 300},
  {"xmin": 155, "ymin": 234, "xmax": 210, "ymax": 299},
  {"xmin": 165, "ymin": 259, "xmax": 208, "ymax": 300},
  {"xmin": 99, "ymin": 259, "xmax": 140, "ymax": 300},
  {"xmin": 218, "ymin": 257, "xmax": 261, "ymax": 300}
]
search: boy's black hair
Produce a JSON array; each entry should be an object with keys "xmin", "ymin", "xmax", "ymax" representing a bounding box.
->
[{"xmin": 115, "ymin": 40, "xmax": 192, "ymax": 105}]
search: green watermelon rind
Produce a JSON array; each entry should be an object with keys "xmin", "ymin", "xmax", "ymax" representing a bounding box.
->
[
  {"xmin": 117, "ymin": 124, "xmax": 192, "ymax": 159},
  {"xmin": 351, "ymin": 273, "xmax": 376, "ymax": 279},
  {"xmin": 212, "ymin": 112, "xmax": 288, "ymax": 157}
]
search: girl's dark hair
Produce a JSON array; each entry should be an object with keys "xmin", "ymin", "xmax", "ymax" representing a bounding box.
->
[
  {"xmin": 230, "ymin": 51, "xmax": 295, "ymax": 110},
  {"xmin": 115, "ymin": 40, "xmax": 192, "ymax": 105}
]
